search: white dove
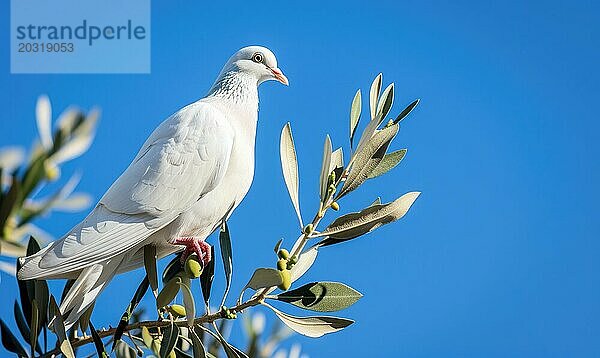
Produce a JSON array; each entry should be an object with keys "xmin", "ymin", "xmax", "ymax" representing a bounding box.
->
[{"xmin": 17, "ymin": 46, "xmax": 289, "ymax": 329}]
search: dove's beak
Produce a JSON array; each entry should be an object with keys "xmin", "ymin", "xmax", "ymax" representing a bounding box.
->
[{"xmin": 271, "ymin": 68, "xmax": 289, "ymax": 86}]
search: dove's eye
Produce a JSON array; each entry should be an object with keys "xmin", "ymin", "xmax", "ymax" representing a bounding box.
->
[{"xmin": 252, "ymin": 53, "xmax": 264, "ymax": 63}]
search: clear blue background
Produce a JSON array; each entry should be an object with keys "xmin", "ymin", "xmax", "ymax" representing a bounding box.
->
[{"xmin": 1, "ymin": 0, "xmax": 599, "ymax": 356}]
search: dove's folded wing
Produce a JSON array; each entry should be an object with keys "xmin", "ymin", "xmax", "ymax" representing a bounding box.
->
[
  {"xmin": 101, "ymin": 101, "xmax": 234, "ymax": 219},
  {"xmin": 19, "ymin": 102, "xmax": 235, "ymax": 279}
]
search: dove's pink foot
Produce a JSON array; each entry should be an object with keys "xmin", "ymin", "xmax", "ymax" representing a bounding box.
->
[{"xmin": 172, "ymin": 237, "xmax": 211, "ymax": 267}]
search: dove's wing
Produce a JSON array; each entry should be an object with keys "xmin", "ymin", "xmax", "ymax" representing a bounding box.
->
[
  {"xmin": 20, "ymin": 101, "xmax": 235, "ymax": 278},
  {"xmin": 101, "ymin": 101, "xmax": 234, "ymax": 219}
]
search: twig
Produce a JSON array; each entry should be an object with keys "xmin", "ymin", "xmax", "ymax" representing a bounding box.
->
[{"xmin": 39, "ymin": 294, "xmax": 264, "ymax": 358}]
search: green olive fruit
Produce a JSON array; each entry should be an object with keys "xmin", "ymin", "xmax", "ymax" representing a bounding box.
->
[
  {"xmin": 277, "ymin": 249, "xmax": 290, "ymax": 260},
  {"xmin": 278, "ymin": 269, "xmax": 292, "ymax": 291},
  {"xmin": 168, "ymin": 304, "xmax": 186, "ymax": 317},
  {"xmin": 331, "ymin": 202, "xmax": 340, "ymax": 211},
  {"xmin": 303, "ymin": 224, "xmax": 314, "ymax": 235},
  {"xmin": 277, "ymin": 259, "xmax": 287, "ymax": 271},
  {"xmin": 184, "ymin": 254, "xmax": 203, "ymax": 279}
]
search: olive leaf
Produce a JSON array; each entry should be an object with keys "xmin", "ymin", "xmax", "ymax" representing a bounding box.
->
[
  {"xmin": 13, "ymin": 301, "xmax": 40, "ymax": 354},
  {"xmin": 243, "ymin": 268, "xmax": 283, "ymax": 291},
  {"xmin": 273, "ymin": 238, "xmax": 283, "ymax": 254},
  {"xmin": 50, "ymin": 109, "xmax": 99, "ymax": 165},
  {"xmin": 160, "ymin": 320, "xmax": 179, "ymax": 358},
  {"xmin": 219, "ymin": 222, "xmax": 233, "ymax": 308},
  {"xmin": 33, "ymin": 275, "xmax": 49, "ymax": 334},
  {"xmin": 221, "ymin": 340, "xmax": 243, "ymax": 358},
  {"xmin": 157, "ymin": 276, "xmax": 182, "ymax": 309},
  {"xmin": 16, "ymin": 236, "xmax": 42, "ymax": 327},
  {"xmin": 262, "ymin": 303, "xmax": 354, "ymax": 338},
  {"xmin": 394, "ymin": 99, "xmax": 420, "ymax": 124},
  {"xmin": 338, "ymin": 123, "xmax": 399, "ymax": 198},
  {"xmin": 13, "ymin": 301, "xmax": 41, "ymax": 355},
  {"xmin": 21, "ymin": 155, "xmax": 46, "ymax": 201},
  {"xmin": 189, "ymin": 327, "xmax": 207, "ymax": 358},
  {"xmin": 367, "ymin": 149, "xmax": 407, "ymax": 179},
  {"xmin": 141, "ymin": 326, "xmax": 153, "ymax": 349},
  {"xmin": 317, "ymin": 191, "xmax": 421, "ymax": 245},
  {"xmin": 369, "ymin": 73, "xmax": 382, "ymax": 120},
  {"xmin": 375, "ymin": 83, "xmax": 394, "ymax": 123},
  {"xmin": 330, "ymin": 148, "xmax": 344, "ymax": 174},
  {"xmin": 114, "ymin": 340, "xmax": 136, "ymax": 358},
  {"xmin": 36, "ymin": 95, "xmax": 52, "ymax": 150},
  {"xmin": 228, "ymin": 344, "xmax": 249, "ymax": 358},
  {"xmin": 200, "ymin": 246, "xmax": 215, "ymax": 306},
  {"xmin": 89, "ymin": 321, "xmax": 108, "ymax": 358},
  {"xmin": 0, "ymin": 177, "xmax": 19, "ymax": 234},
  {"xmin": 319, "ymin": 135, "xmax": 332, "ymax": 201},
  {"xmin": 353, "ymin": 110, "xmax": 380, "ymax": 158},
  {"xmin": 177, "ymin": 280, "xmax": 196, "ymax": 326},
  {"xmin": 15, "ymin": 269, "xmax": 31, "ymax": 329},
  {"xmin": 290, "ymin": 246, "xmax": 318, "ymax": 283},
  {"xmin": 162, "ymin": 253, "xmax": 184, "ymax": 284},
  {"xmin": 30, "ymin": 300, "xmax": 39, "ymax": 357},
  {"xmin": 349, "ymin": 89, "xmax": 362, "ymax": 148},
  {"xmin": 280, "ymin": 123, "xmax": 303, "ymax": 227},
  {"xmin": 353, "ymin": 80, "xmax": 394, "ymax": 158},
  {"xmin": 113, "ymin": 276, "xmax": 149, "ymax": 350},
  {"xmin": 49, "ymin": 295, "xmax": 75, "ymax": 358},
  {"xmin": 26, "ymin": 235, "xmax": 41, "ymax": 254},
  {"xmin": 78, "ymin": 302, "xmax": 94, "ymax": 333},
  {"xmin": 272, "ymin": 281, "xmax": 363, "ymax": 312},
  {"xmin": 143, "ymin": 244, "xmax": 159, "ymax": 297},
  {"xmin": 0, "ymin": 318, "xmax": 28, "ymax": 357}
]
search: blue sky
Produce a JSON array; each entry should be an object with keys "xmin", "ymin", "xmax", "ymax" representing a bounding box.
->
[{"xmin": 1, "ymin": 0, "xmax": 599, "ymax": 356}]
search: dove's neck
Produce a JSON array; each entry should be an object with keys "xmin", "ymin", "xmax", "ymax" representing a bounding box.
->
[{"xmin": 207, "ymin": 71, "xmax": 259, "ymax": 112}]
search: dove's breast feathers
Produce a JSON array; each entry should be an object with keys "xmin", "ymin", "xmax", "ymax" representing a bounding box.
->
[{"xmin": 165, "ymin": 97, "xmax": 258, "ymax": 239}]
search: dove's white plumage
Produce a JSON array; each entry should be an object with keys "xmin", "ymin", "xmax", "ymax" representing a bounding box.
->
[{"xmin": 17, "ymin": 46, "xmax": 288, "ymax": 329}]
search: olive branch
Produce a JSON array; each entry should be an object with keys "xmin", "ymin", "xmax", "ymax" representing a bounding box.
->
[{"xmin": 1, "ymin": 73, "xmax": 421, "ymax": 358}]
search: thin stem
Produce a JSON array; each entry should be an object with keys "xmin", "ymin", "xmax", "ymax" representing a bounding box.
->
[
  {"xmin": 290, "ymin": 168, "xmax": 348, "ymax": 258},
  {"xmin": 39, "ymin": 294, "xmax": 264, "ymax": 358}
]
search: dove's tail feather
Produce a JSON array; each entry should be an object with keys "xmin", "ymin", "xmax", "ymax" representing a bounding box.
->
[
  {"xmin": 51, "ymin": 256, "xmax": 124, "ymax": 331},
  {"xmin": 17, "ymin": 245, "xmax": 80, "ymax": 280}
]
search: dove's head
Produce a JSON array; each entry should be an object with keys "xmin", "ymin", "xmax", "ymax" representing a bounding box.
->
[{"xmin": 222, "ymin": 46, "xmax": 289, "ymax": 86}]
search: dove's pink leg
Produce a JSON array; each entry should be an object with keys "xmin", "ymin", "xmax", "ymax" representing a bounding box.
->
[{"xmin": 171, "ymin": 237, "xmax": 212, "ymax": 267}]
